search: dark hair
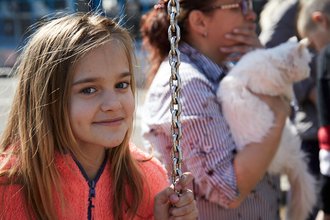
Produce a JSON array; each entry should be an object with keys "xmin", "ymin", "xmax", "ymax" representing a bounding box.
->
[{"xmin": 140, "ymin": 0, "xmax": 214, "ymax": 86}]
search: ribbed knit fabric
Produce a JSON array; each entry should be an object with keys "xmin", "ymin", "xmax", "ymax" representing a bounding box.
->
[{"xmin": 0, "ymin": 144, "xmax": 169, "ymax": 219}]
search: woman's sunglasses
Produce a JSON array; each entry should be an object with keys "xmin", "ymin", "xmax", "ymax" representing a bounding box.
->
[{"xmin": 201, "ymin": 0, "xmax": 253, "ymax": 16}]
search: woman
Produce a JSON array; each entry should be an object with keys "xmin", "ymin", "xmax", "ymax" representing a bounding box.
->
[{"xmin": 141, "ymin": 0, "xmax": 290, "ymax": 219}]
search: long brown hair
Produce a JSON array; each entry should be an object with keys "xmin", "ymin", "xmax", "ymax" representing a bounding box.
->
[
  {"xmin": 140, "ymin": 0, "xmax": 214, "ymax": 86},
  {"xmin": 0, "ymin": 13, "xmax": 143, "ymax": 219}
]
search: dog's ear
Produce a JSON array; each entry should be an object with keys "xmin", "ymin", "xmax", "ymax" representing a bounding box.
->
[
  {"xmin": 299, "ymin": 38, "xmax": 310, "ymax": 47},
  {"xmin": 297, "ymin": 39, "xmax": 313, "ymax": 62},
  {"xmin": 298, "ymin": 40, "xmax": 309, "ymax": 57}
]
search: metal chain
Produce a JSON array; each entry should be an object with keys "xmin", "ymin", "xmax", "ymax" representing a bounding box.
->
[{"xmin": 167, "ymin": 0, "xmax": 183, "ymax": 185}]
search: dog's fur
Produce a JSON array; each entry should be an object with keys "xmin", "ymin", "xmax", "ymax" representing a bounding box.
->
[{"xmin": 217, "ymin": 40, "xmax": 316, "ymax": 220}]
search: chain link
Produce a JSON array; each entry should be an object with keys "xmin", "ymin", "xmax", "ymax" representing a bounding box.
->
[{"xmin": 167, "ymin": 0, "xmax": 183, "ymax": 185}]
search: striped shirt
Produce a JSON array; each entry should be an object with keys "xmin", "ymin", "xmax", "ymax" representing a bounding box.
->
[{"xmin": 142, "ymin": 42, "xmax": 281, "ymax": 219}]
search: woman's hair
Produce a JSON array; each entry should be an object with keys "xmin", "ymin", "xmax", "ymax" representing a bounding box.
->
[
  {"xmin": 140, "ymin": 0, "xmax": 214, "ymax": 86},
  {"xmin": 297, "ymin": 0, "xmax": 330, "ymax": 38},
  {"xmin": 0, "ymin": 13, "xmax": 143, "ymax": 220}
]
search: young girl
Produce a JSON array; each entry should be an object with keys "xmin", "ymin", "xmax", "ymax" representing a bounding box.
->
[{"xmin": 0, "ymin": 13, "xmax": 197, "ymax": 220}]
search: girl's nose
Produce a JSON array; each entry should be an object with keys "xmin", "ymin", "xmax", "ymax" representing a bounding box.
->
[{"xmin": 100, "ymin": 92, "xmax": 121, "ymax": 112}]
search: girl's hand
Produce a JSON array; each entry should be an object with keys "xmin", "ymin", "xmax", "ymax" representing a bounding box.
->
[
  {"xmin": 154, "ymin": 172, "xmax": 198, "ymax": 220},
  {"xmin": 220, "ymin": 23, "xmax": 263, "ymax": 62}
]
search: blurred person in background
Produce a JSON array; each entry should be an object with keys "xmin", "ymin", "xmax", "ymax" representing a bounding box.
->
[{"xmin": 298, "ymin": 0, "xmax": 330, "ymax": 219}]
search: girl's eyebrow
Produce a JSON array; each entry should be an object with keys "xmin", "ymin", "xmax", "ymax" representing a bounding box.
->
[
  {"xmin": 72, "ymin": 77, "xmax": 101, "ymax": 85},
  {"xmin": 119, "ymin": 72, "xmax": 132, "ymax": 78},
  {"xmin": 72, "ymin": 72, "xmax": 132, "ymax": 85}
]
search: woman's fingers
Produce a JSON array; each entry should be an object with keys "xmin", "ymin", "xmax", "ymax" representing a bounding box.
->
[
  {"xmin": 220, "ymin": 24, "xmax": 263, "ymax": 58},
  {"xmin": 222, "ymin": 32, "xmax": 262, "ymax": 49},
  {"xmin": 220, "ymin": 45, "xmax": 254, "ymax": 54}
]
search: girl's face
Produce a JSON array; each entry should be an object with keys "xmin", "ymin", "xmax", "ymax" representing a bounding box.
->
[{"xmin": 69, "ymin": 41, "xmax": 134, "ymax": 155}]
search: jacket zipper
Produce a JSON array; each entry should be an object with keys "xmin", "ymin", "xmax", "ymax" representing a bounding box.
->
[
  {"xmin": 88, "ymin": 180, "xmax": 96, "ymax": 220},
  {"xmin": 72, "ymin": 151, "xmax": 108, "ymax": 220}
]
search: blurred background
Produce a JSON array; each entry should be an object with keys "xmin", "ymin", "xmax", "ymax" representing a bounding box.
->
[
  {"xmin": 0, "ymin": 0, "xmax": 269, "ymax": 144},
  {"xmin": 0, "ymin": 0, "xmax": 156, "ymax": 69},
  {"xmin": 0, "ymin": 0, "xmax": 268, "ymax": 69}
]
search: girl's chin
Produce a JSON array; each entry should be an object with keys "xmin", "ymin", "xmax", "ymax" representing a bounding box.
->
[{"xmin": 104, "ymin": 140, "xmax": 126, "ymax": 148}]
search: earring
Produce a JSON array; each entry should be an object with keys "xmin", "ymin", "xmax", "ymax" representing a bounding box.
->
[{"xmin": 203, "ymin": 32, "xmax": 208, "ymax": 38}]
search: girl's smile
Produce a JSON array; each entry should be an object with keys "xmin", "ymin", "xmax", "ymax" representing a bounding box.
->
[
  {"xmin": 93, "ymin": 117, "xmax": 125, "ymax": 126},
  {"xmin": 69, "ymin": 40, "xmax": 135, "ymax": 160}
]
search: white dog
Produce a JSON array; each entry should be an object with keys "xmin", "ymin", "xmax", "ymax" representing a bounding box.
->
[{"xmin": 217, "ymin": 40, "xmax": 316, "ymax": 220}]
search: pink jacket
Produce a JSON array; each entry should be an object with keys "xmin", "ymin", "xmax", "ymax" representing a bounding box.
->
[{"xmin": 0, "ymin": 145, "xmax": 169, "ymax": 219}]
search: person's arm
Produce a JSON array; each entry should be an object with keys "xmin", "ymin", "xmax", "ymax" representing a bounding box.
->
[
  {"xmin": 154, "ymin": 173, "xmax": 198, "ymax": 220},
  {"xmin": 229, "ymin": 94, "xmax": 290, "ymax": 207}
]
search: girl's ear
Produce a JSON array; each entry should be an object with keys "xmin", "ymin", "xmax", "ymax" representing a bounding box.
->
[
  {"xmin": 187, "ymin": 10, "xmax": 209, "ymax": 37},
  {"xmin": 311, "ymin": 11, "xmax": 330, "ymax": 29}
]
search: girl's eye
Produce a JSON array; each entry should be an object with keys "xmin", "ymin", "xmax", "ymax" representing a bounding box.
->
[
  {"xmin": 116, "ymin": 82, "xmax": 130, "ymax": 89},
  {"xmin": 80, "ymin": 87, "xmax": 97, "ymax": 94}
]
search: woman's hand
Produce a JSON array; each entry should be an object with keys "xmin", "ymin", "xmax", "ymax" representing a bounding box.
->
[
  {"xmin": 154, "ymin": 172, "xmax": 198, "ymax": 220},
  {"xmin": 256, "ymin": 93, "xmax": 291, "ymax": 123},
  {"xmin": 220, "ymin": 23, "xmax": 263, "ymax": 62}
]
